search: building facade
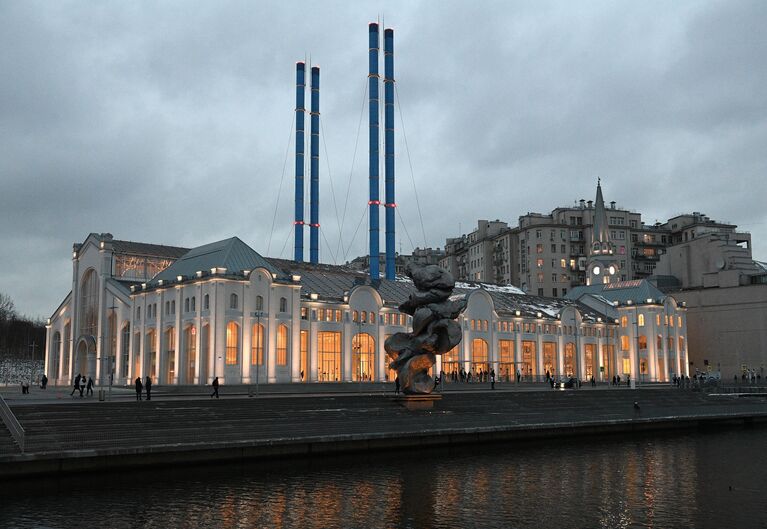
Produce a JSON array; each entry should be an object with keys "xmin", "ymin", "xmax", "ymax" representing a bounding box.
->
[
  {"xmin": 439, "ymin": 182, "xmax": 745, "ymax": 299},
  {"xmin": 45, "ymin": 232, "xmax": 689, "ymax": 387}
]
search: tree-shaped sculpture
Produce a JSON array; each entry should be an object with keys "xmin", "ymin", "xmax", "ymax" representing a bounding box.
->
[{"xmin": 384, "ymin": 264, "xmax": 467, "ymax": 394}]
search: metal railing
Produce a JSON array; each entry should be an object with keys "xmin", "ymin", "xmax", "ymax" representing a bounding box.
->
[{"xmin": 0, "ymin": 394, "xmax": 25, "ymax": 453}]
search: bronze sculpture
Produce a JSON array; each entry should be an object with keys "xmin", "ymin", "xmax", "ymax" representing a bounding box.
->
[{"xmin": 384, "ymin": 264, "xmax": 467, "ymax": 394}]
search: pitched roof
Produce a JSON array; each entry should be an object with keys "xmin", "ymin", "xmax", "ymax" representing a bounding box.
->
[
  {"xmin": 150, "ymin": 237, "xmax": 283, "ymax": 285},
  {"xmin": 565, "ymin": 279, "xmax": 667, "ymax": 305},
  {"xmin": 111, "ymin": 239, "xmax": 189, "ymax": 259}
]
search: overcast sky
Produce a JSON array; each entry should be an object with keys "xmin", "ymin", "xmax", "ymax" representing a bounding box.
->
[{"xmin": 2, "ymin": 0, "xmax": 766, "ymax": 319}]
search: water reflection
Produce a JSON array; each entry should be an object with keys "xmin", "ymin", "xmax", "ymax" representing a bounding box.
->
[{"xmin": 1, "ymin": 428, "xmax": 766, "ymax": 529}]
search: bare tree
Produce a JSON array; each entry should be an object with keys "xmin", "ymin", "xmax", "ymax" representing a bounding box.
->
[{"xmin": 0, "ymin": 292, "xmax": 15, "ymax": 322}]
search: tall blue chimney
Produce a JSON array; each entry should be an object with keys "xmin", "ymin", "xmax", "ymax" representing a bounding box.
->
[
  {"xmin": 294, "ymin": 62, "xmax": 306, "ymax": 262},
  {"xmin": 368, "ymin": 23, "xmax": 380, "ymax": 280},
  {"xmin": 384, "ymin": 28, "xmax": 395, "ymax": 280},
  {"xmin": 309, "ymin": 66, "xmax": 320, "ymax": 264}
]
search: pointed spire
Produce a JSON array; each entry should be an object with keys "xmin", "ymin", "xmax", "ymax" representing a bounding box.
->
[{"xmin": 592, "ymin": 178, "xmax": 612, "ymax": 254}]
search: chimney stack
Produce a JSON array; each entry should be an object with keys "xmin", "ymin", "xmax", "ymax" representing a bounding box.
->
[
  {"xmin": 294, "ymin": 62, "xmax": 306, "ymax": 262},
  {"xmin": 309, "ymin": 66, "xmax": 320, "ymax": 264},
  {"xmin": 368, "ymin": 23, "xmax": 380, "ymax": 280},
  {"xmin": 384, "ymin": 28, "xmax": 395, "ymax": 280}
]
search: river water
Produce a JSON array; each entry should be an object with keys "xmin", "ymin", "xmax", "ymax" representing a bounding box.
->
[{"xmin": 1, "ymin": 427, "xmax": 765, "ymax": 529}]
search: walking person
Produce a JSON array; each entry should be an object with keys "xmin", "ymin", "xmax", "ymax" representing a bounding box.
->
[
  {"xmin": 211, "ymin": 376, "xmax": 220, "ymax": 398},
  {"xmin": 70, "ymin": 373, "xmax": 81, "ymax": 397},
  {"xmin": 135, "ymin": 377, "xmax": 143, "ymax": 401},
  {"xmin": 490, "ymin": 369, "xmax": 496, "ymax": 390},
  {"xmin": 145, "ymin": 376, "xmax": 152, "ymax": 401},
  {"xmin": 86, "ymin": 376, "xmax": 94, "ymax": 397},
  {"xmin": 41, "ymin": 374, "xmax": 48, "ymax": 390},
  {"xmin": 394, "ymin": 376, "xmax": 400, "ymax": 395}
]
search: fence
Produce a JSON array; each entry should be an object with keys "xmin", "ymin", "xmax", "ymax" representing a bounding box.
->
[{"xmin": 0, "ymin": 394, "xmax": 25, "ymax": 453}]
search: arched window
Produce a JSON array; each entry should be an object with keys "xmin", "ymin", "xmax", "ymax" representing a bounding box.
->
[
  {"xmin": 352, "ymin": 333, "xmax": 376, "ymax": 381},
  {"xmin": 184, "ymin": 298, "xmax": 189, "ymax": 313},
  {"xmin": 225, "ymin": 322, "xmax": 239, "ymax": 365},
  {"xmin": 470, "ymin": 319, "xmax": 475, "ymax": 331},
  {"xmin": 657, "ymin": 334, "xmax": 662, "ymax": 350},
  {"xmin": 185, "ymin": 325, "xmax": 196, "ymax": 383},
  {"xmin": 191, "ymin": 297, "xmax": 196, "ymax": 312},
  {"xmin": 121, "ymin": 323, "xmax": 130, "ymax": 378},
  {"xmin": 146, "ymin": 329, "xmax": 157, "ymax": 380},
  {"xmin": 230, "ymin": 293, "xmax": 238, "ymax": 309},
  {"xmin": 352, "ymin": 310, "xmax": 359, "ymax": 322},
  {"xmin": 638, "ymin": 314, "xmax": 645, "ymax": 327},
  {"xmin": 165, "ymin": 327, "xmax": 175, "ymax": 384},
  {"xmin": 251, "ymin": 323, "xmax": 264, "ymax": 365},
  {"xmin": 483, "ymin": 320, "xmax": 488, "ymax": 332},
  {"xmin": 204, "ymin": 294, "xmax": 209, "ymax": 310},
  {"xmin": 277, "ymin": 324, "xmax": 289, "ymax": 366},
  {"xmin": 564, "ymin": 342, "xmax": 575, "ymax": 376},
  {"xmin": 280, "ymin": 297, "xmax": 288, "ymax": 313},
  {"xmin": 471, "ymin": 338, "xmax": 489, "ymax": 374},
  {"xmin": 621, "ymin": 316, "xmax": 628, "ymax": 328},
  {"xmin": 256, "ymin": 295, "xmax": 263, "ymax": 311},
  {"xmin": 51, "ymin": 331, "xmax": 61, "ymax": 378},
  {"xmin": 79, "ymin": 269, "xmax": 98, "ymax": 337},
  {"xmin": 361, "ymin": 311, "xmax": 367, "ymax": 323}
]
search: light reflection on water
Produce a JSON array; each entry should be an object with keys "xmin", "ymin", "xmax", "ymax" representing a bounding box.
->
[{"xmin": 2, "ymin": 428, "xmax": 766, "ymax": 529}]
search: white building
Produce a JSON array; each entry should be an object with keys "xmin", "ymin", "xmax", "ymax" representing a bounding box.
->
[{"xmin": 45, "ymin": 232, "xmax": 688, "ymax": 387}]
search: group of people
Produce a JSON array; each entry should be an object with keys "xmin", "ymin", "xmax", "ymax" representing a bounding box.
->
[
  {"xmin": 134, "ymin": 376, "xmax": 153, "ymax": 400},
  {"xmin": 70, "ymin": 373, "xmax": 94, "ymax": 397},
  {"xmin": 611, "ymin": 374, "xmax": 631, "ymax": 386},
  {"xmin": 444, "ymin": 368, "xmax": 499, "ymax": 384}
]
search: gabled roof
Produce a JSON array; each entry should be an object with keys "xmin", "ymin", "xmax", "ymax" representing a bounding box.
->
[
  {"xmin": 111, "ymin": 240, "xmax": 188, "ymax": 259},
  {"xmin": 565, "ymin": 279, "xmax": 667, "ymax": 305},
  {"xmin": 150, "ymin": 237, "xmax": 283, "ymax": 285}
]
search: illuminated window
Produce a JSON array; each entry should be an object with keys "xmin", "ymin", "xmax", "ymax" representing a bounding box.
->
[
  {"xmin": 471, "ymin": 338, "xmax": 489, "ymax": 374},
  {"xmin": 656, "ymin": 314, "xmax": 661, "ymax": 326},
  {"xmin": 657, "ymin": 334, "xmax": 662, "ymax": 350},
  {"xmin": 483, "ymin": 320, "xmax": 488, "ymax": 332},
  {"xmin": 621, "ymin": 335, "xmax": 630, "ymax": 351},
  {"xmin": 536, "ymin": 244, "xmax": 543, "ymax": 254},
  {"xmin": 678, "ymin": 336, "xmax": 685, "ymax": 352},
  {"xmin": 400, "ymin": 314, "xmax": 407, "ymax": 326},
  {"xmin": 185, "ymin": 325, "xmax": 196, "ymax": 383},
  {"xmin": 300, "ymin": 330, "xmax": 308, "ymax": 380},
  {"xmin": 522, "ymin": 341, "xmax": 536, "ymax": 377},
  {"xmin": 669, "ymin": 316, "xmax": 675, "ymax": 327},
  {"xmin": 230, "ymin": 293, "xmax": 238, "ymax": 309},
  {"xmin": 277, "ymin": 324, "xmax": 289, "ymax": 366},
  {"xmin": 638, "ymin": 314, "xmax": 644, "ymax": 326},
  {"xmin": 622, "ymin": 358, "xmax": 631, "ymax": 374},
  {"xmin": 300, "ymin": 307, "xmax": 307, "ymax": 320},
  {"xmin": 225, "ymin": 322, "xmax": 239, "ymax": 365},
  {"xmin": 352, "ymin": 333, "xmax": 376, "ymax": 381},
  {"xmin": 361, "ymin": 311, "xmax": 367, "ymax": 324},
  {"xmin": 564, "ymin": 342, "xmax": 575, "ymax": 376},
  {"xmin": 165, "ymin": 327, "xmax": 175, "ymax": 384},
  {"xmin": 677, "ymin": 316, "xmax": 682, "ymax": 327},
  {"xmin": 470, "ymin": 319, "xmax": 475, "ymax": 330},
  {"xmin": 353, "ymin": 310, "xmax": 359, "ymax": 322},
  {"xmin": 318, "ymin": 331, "xmax": 342, "ymax": 382},
  {"xmin": 621, "ymin": 316, "xmax": 628, "ymax": 328},
  {"xmin": 335, "ymin": 309, "xmax": 342, "ymax": 322},
  {"xmin": 638, "ymin": 335, "xmax": 647, "ymax": 350},
  {"xmin": 318, "ymin": 308, "xmax": 326, "ymax": 321},
  {"xmin": 543, "ymin": 342, "xmax": 557, "ymax": 376},
  {"xmin": 536, "ymin": 258, "xmax": 544, "ymax": 268},
  {"xmin": 251, "ymin": 323, "xmax": 264, "ymax": 365}
]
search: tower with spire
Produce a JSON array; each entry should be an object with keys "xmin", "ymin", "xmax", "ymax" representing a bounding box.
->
[{"xmin": 586, "ymin": 179, "xmax": 619, "ymax": 286}]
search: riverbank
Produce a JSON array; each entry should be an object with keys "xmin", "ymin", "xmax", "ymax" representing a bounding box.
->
[{"xmin": 1, "ymin": 388, "xmax": 766, "ymax": 479}]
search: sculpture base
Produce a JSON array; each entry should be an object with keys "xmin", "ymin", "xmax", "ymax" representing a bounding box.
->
[{"xmin": 393, "ymin": 394, "xmax": 442, "ymax": 411}]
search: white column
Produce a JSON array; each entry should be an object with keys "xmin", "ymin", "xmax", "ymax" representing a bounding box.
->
[{"xmin": 290, "ymin": 289, "xmax": 301, "ymax": 382}]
